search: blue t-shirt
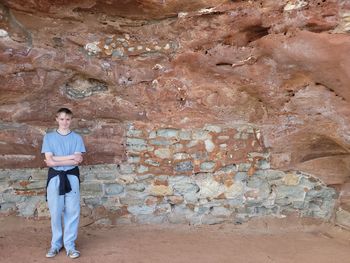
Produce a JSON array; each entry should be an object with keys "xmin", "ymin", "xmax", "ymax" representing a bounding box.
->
[{"xmin": 41, "ymin": 130, "xmax": 86, "ymax": 171}]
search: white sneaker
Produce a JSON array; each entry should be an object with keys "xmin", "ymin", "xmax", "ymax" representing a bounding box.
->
[
  {"xmin": 68, "ymin": 249, "xmax": 80, "ymax": 259},
  {"xmin": 46, "ymin": 248, "xmax": 59, "ymax": 258}
]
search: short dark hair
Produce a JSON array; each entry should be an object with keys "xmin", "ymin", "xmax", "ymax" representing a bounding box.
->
[{"xmin": 56, "ymin": 108, "xmax": 73, "ymax": 116}]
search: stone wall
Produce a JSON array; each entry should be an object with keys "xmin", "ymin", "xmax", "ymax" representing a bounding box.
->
[{"xmin": 0, "ymin": 123, "xmax": 337, "ymax": 224}]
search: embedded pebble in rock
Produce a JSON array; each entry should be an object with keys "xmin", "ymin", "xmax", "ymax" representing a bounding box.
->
[
  {"xmin": 204, "ymin": 139, "xmax": 215, "ymax": 152},
  {"xmin": 284, "ymin": 0, "xmax": 308, "ymax": 11},
  {"xmin": 200, "ymin": 161, "xmax": 216, "ymax": 172},
  {"xmin": 174, "ymin": 153, "xmax": 190, "ymax": 160},
  {"xmin": 154, "ymin": 148, "xmax": 172, "ymax": 159},
  {"xmin": 175, "ymin": 161, "xmax": 193, "ymax": 172},
  {"xmin": 0, "ymin": 29, "xmax": 9, "ymax": 37},
  {"xmin": 84, "ymin": 42, "xmax": 101, "ymax": 55}
]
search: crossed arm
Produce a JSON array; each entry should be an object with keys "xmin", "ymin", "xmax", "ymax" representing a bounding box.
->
[{"xmin": 44, "ymin": 152, "xmax": 83, "ymax": 167}]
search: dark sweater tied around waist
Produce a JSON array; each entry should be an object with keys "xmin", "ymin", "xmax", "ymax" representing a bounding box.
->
[{"xmin": 46, "ymin": 167, "xmax": 80, "ymax": 197}]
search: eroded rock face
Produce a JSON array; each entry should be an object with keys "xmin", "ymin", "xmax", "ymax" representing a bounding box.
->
[{"xmin": 0, "ymin": 0, "xmax": 350, "ymax": 222}]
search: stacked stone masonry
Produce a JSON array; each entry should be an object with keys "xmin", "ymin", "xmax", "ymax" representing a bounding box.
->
[{"xmin": 0, "ymin": 124, "xmax": 336, "ymax": 224}]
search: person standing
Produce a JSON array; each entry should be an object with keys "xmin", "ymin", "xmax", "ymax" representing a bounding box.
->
[{"xmin": 41, "ymin": 108, "xmax": 86, "ymax": 259}]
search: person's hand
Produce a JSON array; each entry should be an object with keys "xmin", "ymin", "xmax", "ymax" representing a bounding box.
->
[
  {"xmin": 73, "ymin": 154, "xmax": 83, "ymax": 163},
  {"xmin": 44, "ymin": 159, "xmax": 55, "ymax": 167}
]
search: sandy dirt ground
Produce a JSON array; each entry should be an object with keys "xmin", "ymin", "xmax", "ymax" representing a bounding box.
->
[{"xmin": 1, "ymin": 215, "xmax": 350, "ymax": 263}]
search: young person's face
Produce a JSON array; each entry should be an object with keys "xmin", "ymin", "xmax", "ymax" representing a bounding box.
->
[{"xmin": 56, "ymin": 112, "xmax": 72, "ymax": 130}]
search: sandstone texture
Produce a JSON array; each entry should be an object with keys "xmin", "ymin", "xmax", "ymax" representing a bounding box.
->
[{"xmin": 0, "ymin": 0, "xmax": 350, "ymax": 224}]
